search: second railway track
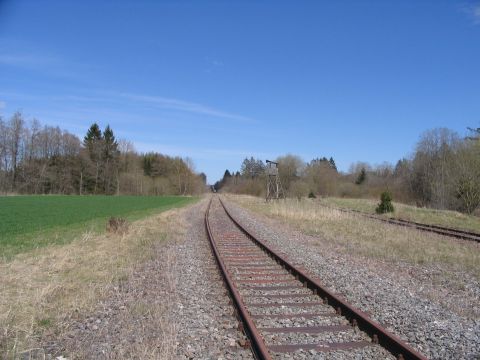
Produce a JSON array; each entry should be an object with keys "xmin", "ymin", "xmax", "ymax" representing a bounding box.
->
[
  {"xmin": 319, "ymin": 203, "xmax": 480, "ymax": 243},
  {"xmin": 205, "ymin": 196, "xmax": 428, "ymax": 360}
]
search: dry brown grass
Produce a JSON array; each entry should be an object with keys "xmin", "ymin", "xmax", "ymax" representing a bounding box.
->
[
  {"xmin": 0, "ymin": 206, "xmax": 188, "ymax": 359},
  {"xmin": 229, "ymin": 195, "xmax": 480, "ymax": 277},
  {"xmin": 319, "ymin": 197, "xmax": 480, "ymax": 233}
]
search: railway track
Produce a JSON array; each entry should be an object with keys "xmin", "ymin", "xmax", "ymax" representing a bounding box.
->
[
  {"xmin": 205, "ymin": 196, "xmax": 428, "ymax": 360},
  {"xmin": 319, "ymin": 203, "xmax": 480, "ymax": 243}
]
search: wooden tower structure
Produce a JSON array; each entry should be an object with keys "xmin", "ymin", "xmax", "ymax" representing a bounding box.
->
[{"xmin": 265, "ymin": 160, "xmax": 284, "ymax": 201}]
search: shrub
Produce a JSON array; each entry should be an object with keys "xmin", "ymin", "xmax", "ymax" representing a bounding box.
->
[
  {"xmin": 106, "ymin": 217, "xmax": 129, "ymax": 234},
  {"xmin": 376, "ymin": 191, "xmax": 394, "ymax": 214},
  {"xmin": 308, "ymin": 191, "xmax": 316, "ymax": 199},
  {"xmin": 355, "ymin": 167, "xmax": 367, "ymax": 185},
  {"xmin": 289, "ymin": 180, "xmax": 309, "ymax": 200},
  {"xmin": 338, "ymin": 182, "xmax": 362, "ymax": 198},
  {"xmin": 455, "ymin": 177, "xmax": 480, "ymax": 214}
]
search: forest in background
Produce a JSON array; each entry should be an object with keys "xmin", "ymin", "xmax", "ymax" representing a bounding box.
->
[
  {"xmin": 215, "ymin": 127, "xmax": 480, "ymax": 215},
  {"xmin": 2, "ymin": 110, "xmax": 479, "ymax": 215},
  {"xmin": 0, "ymin": 112, "xmax": 207, "ymax": 196}
]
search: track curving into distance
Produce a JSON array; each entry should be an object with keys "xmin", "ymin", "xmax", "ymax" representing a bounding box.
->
[{"xmin": 205, "ymin": 196, "xmax": 428, "ymax": 360}]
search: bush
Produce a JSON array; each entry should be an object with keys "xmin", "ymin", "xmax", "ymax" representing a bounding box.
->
[
  {"xmin": 308, "ymin": 191, "xmax": 316, "ymax": 199},
  {"xmin": 355, "ymin": 167, "xmax": 367, "ymax": 185},
  {"xmin": 106, "ymin": 217, "xmax": 129, "ymax": 234},
  {"xmin": 289, "ymin": 180, "xmax": 309, "ymax": 200},
  {"xmin": 376, "ymin": 191, "xmax": 394, "ymax": 214},
  {"xmin": 338, "ymin": 182, "xmax": 362, "ymax": 198}
]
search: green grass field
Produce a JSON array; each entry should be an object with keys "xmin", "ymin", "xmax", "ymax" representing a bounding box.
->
[
  {"xmin": 318, "ymin": 197, "xmax": 480, "ymax": 233},
  {"xmin": 0, "ymin": 195, "xmax": 197, "ymax": 259}
]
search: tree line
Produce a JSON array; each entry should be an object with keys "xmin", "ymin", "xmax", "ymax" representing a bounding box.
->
[
  {"xmin": 0, "ymin": 112, "xmax": 206, "ymax": 195},
  {"xmin": 216, "ymin": 127, "xmax": 480, "ymax": 214}
]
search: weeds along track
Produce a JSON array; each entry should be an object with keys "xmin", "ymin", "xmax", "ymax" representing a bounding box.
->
[
  {"xmin": 205, "ymin": 196, "xmax": 428, "ymax": 360},
  {"xmin": 319, "ymin": 204, "xmax": 480, "ymax": 243}
]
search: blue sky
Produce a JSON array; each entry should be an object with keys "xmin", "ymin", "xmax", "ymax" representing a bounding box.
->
[{"xmin": 1, "ymin": 1, "xmax": 479, "ymax": 183}]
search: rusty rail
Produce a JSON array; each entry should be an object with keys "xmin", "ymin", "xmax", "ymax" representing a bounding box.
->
[
  {"xmin": 212, "ymin": 196, "xmax": 429, "ymax": 360},
  {"xmin": 319, "ymin": 203, "xmax": 480, "ymax": 243},
  {"xmin": 205, "ymin": 198, "xmax": 272, "ymax": 359}
]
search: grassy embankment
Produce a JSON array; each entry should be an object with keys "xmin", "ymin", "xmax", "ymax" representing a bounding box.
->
[
  {"xmin": 0, "ymin": 195, "xmax": 195, "ymax": 259},
  {"xmin": 318, "ymin": 197, "xmax": 480, "ymax": 233},
  {"xmin": 228, "ymin": 195, "xmax": 480, "ymax": 276},
  {"xmin": 0, "ymin": 195, "xmax": 198, "ymax": 358}
]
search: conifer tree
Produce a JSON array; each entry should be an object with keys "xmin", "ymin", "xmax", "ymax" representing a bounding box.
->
[
  {"xmin": 223, "ymin": 169, "xmax": 232, "ymax": 179},
  {"xmin": 83, "ymin": 123, "xmax": 103, "ymax": 193},
  {"xmin": 103, "ymin": 125, "xmax": 119, "ymax": 160},
  {"xmin": 83, "ymin": 123, "xmax": 102, "ymax": 159},
  {"xmin": 329, "ymin": 157, "xmax": 337, "ymax": 171},
  {"xmin": 376, "ymin": 191, "xmax": 394, "ymax": 214},
  {"xmin": 102, "ymin": 125, "xmax": 119, "ymax": 194},
  {"xmin": 355, "ymin": 167, "xmax": 366, "ymax": 185}
]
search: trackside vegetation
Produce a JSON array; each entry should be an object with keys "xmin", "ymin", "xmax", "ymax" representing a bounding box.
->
[
  {"xmin": 0, "ymin": 195, "xmax": 197, "ymax": 258},
  {"xmin": 319, "ymin": 197, "xmax": 480, "ymax": 233},
  {"xmin": 0, "ymin": 198, "xmax": 194, "ymax": 358},
  {"xmin": 376, "ymin": 191, "xmax": 394, "ymax": 214},
  {"xmin": 230, "ymin": 195, "xmax": 480, "ymax": 275},
  {"xmin": 215, "ymin": 127, "xmax": 480, "ymax": 215},
  {"xmin": 0, "ymin": 114, "xmax": 207, "ymax": 196}
]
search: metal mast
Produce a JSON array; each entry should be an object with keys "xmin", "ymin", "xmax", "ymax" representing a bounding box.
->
[{"xmin": 265, "ymin": 160, "xmax": 284, "ymax": 201}]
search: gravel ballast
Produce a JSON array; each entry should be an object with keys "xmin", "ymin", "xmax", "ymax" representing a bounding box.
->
[
  {"xmin": 208, "ymin": 197, "xmax": 394, "ymax": 360},
  {"xmin": 225, "ymin": 198, "xmax": 480, "ymax": 360},
  {"xmin": 174, "ymin": 199, "xmax": 253, "ymax": 359},
  {"xmin": 27, "ymin": 196, "xmax": 479, "ymax": 359},
  {"xmin": 37, "ymin": 199, "xmax": 253, "ymax": 360}
]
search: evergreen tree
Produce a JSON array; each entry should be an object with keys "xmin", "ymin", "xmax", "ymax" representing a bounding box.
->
[
  {"xmin": 142, "ymin": 152, "xmax": 155, "ymax": 176},
  {"xmin": 103, "ymin": 125, "xmax": 119, "ymax": 160},
  {"xmin": 83, "ymin": 123, "xmax": 103, "ymax": 193},
  {"xmin": 83, "ymin": 123, "xmax": 102, "ymax": 160},
  {"xmin": 355, "ymin": 167, "xmax": 367, "ymax": 185},
  {"xmin": 102, "ymin": 125, "xmax": 120, "ymax": 194},
  {"xmin": 223, "ymin": 169, "xmax": 232, "ymax": 179},
  {"xmin": 376, "ymin": 191, "xmax": 394, "ymax": 214},
  {"xmin": 329, "ymin": 157, "xmax": 337, "ymax": 171}
]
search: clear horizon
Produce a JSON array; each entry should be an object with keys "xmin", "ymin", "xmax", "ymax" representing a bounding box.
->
[{"xmin": 1, "ymin": 1, "xmax": 479, "ymax": 183}]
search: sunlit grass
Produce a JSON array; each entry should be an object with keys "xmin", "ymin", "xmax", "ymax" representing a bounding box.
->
[
  {"xmin": 0, "ymin": 195, "xmax": 197, "ymax": 259},
  {"xmin": 318, "ymin": 197, "xmax": 480, "ymax": 233},
  {"xmin": 229, "ymin": 195, "xmax": 480, "ymax": 276},
  {"xmin": 0, "ymin": 200, "xmax": 192, "ymax": 357}
]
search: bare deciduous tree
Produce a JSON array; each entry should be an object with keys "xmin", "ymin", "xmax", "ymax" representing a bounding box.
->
[
  {"xmin": 8, "ymin": 112, "xmax": 25, "ymax": 190},
  {"xmin": 0, "ymin": 113, "xmax": 205, "ymax": 196},
  {"xmin": 276, "ymin": 154, "xmax": 305, "ymax": 191}
]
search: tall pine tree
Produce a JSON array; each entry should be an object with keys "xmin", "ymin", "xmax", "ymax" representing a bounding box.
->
[
  {"xmin": 329, "ymin": 157, "xmax": 337, "ymax": 171},
  {"xmin": 103, "ymin": 125, "xmax": 119, "ymax": 160},
  {"xmin": 102, "ymin": 125, "xmax": 119, "ymax": 194},
  {"xmin": 83, "ymin": 123, "xmax": 103, "ymax": 193},
  {"xmin": 83, "ymin": 123, "xmax": 102, "ymax": 159}
]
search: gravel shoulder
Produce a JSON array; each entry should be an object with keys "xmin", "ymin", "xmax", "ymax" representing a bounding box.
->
[
  {"xmin": 173, "ymin": 198, "xmax": 252, "ymax": 360},
  {"xmin": 31, "ymin": 197, "xmax": 252, "ymax": 359},
  {"xmin": 225, "ymin": 197, "xmax": 480, "ymax": 360}
]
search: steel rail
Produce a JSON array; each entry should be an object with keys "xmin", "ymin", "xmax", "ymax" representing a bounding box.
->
[
  {"xmin": 205, "ymin": 198, "xmax": 272, "ymax": 360},
  {"xmin": 217, "ymin": 197, "xmax": 428, "ymax": 360},
  {"xmin": 320, "ymin": 203, "xmax": 480, "ymax": 243},
  {"xmin": 384, "ymin": 217, "xmax": 480, "ymax": 239}
]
